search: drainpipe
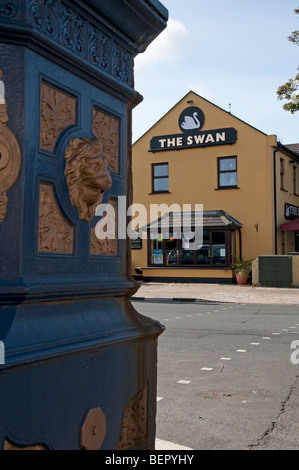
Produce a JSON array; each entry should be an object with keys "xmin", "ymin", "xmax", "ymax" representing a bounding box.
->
[
  {"xmin": 237, "ymin": 228, "xmax": 242, "ymax": 259},
  {"xmin": 273, "ymin": 149, "xmax": 278, "ymax": 255}
]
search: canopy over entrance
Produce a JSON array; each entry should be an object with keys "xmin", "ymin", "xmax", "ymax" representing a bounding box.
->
[{"xmin": 280, "ymin": 218, "xmax": 299, "ymax": 232}]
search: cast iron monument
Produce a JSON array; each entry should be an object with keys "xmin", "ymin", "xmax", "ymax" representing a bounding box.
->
[{"xmin": 0, "ymin": 0, "xmax": 168, "ymax": 450}]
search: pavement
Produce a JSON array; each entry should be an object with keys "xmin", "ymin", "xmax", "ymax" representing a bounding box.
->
[{"xmin": 132, "ymin": 282, "xmax": 299, "ymax": 305}]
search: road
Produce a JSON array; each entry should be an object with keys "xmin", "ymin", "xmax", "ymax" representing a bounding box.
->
[{"xmin": 132, "ymin": 300, "xmax": 299, "ymax": 450}]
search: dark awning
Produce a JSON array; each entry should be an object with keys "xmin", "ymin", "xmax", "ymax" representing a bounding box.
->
[
  {"xmin": 280, "ymin": 218, "xmax": 299, "ymax": 232},
  {"xmin": 141, "ymin": 210, "xmax": 242, "ymax": 232}
]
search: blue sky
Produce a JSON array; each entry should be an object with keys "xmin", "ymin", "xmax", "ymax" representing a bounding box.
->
[{"xmin": 133, "ymin": 0, "xmax": 299, "ymax": 145}]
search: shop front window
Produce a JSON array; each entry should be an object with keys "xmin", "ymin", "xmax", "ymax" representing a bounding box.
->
[
  {"xmin": 149, "ymin": 230, "xmax": 230, "ymax": 267},
  {"xmin": 212, "ymin": 231, "xmax": 226, "ymax": 265},
  {"xmin": 164, "ymin": 237, "xmax": 178, "ymax": 264},
  {"xmin": 196, "ymin": 231, "xmax": 211, "ymax": 265}
]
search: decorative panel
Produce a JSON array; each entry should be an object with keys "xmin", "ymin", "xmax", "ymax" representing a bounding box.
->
[
  {"xmin": 40, "ymin": 82, "xmax": 76, "ymax": 153},
  {"xmin": 81, "ymin": 407, "xmax": 106, "ymax": 451},
  {"xmin": 90, "ymin": 198, "xmax": 118, "ymax": 256},
  {"xmin": 38, "ymin": 182, "xmax": 74, "ymax": 254},
  {"xmin": 93, "ymin": 108, "xmax": 120, "ymax": 174},
  {"xmin": 117, "ymin": 385, "xmax": 148, "ymax": 450}
]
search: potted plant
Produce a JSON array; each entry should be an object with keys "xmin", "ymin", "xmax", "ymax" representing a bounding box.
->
[{"xmin": 231, "ymin": 256, "xmax": 253, "ymax": 285}]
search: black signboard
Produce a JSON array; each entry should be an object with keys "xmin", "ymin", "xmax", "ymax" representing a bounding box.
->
[
  {"xmin": 150, "ymin": 127, "xmax": 237, "ymax": 152},
  {"xmin": 285, "ymin": 203, "xmax": 299, "ymax": 220},
  {"xmin": 131, "ymin": 237, "xmax": 143, "ymax": 250}
]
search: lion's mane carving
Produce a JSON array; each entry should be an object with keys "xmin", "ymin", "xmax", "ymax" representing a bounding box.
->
[{"xmin": 65, "ymin": 138, "xmax": 112, "ymax": 222}]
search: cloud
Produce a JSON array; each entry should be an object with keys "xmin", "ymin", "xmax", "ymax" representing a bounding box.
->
[{"xmin": 135, "ymin": 18, "xmax": 190, "ymax": 70}]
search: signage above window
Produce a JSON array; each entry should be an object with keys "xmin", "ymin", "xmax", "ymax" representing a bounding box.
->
[
  {"xmin": 149, "ymin": 106, "xmax": 237, "ymax": 152},
  {"xmin": 285, "ymin": 203, "xmax": 299, "ymax": 220}
]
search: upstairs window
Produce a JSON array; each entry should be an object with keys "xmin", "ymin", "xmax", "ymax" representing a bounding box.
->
[
  {"xmin": 218, "ymin": 156, "xmax": 237, "ymax": 189},
  {"xmin": 152, "ymin": 163, "xmax": 169, "ymax": 193}
]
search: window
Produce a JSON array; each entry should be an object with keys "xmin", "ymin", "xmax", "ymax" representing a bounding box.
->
[
  {"xmin": 149, "ymin": 231, "xmax": 231, "ymax": 267},
  {"xmin": 152, "ymin": 163, "xmax": 169, "ymax": 193},
  {"xmin": 218, "ymin": 157, "xmax": 237, "ymax": 188},
  {"xmin": 280, "ymin": 158, "xmax": 285, "ymax": 190}
]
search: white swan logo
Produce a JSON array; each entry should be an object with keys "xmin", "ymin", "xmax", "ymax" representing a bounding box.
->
[
  {"xmin": 179, "ymin": 107, "xmax": 205, "ymax": 133},
  {"xmin": 181, "ymin": 112, "xmax": 200, "ymax": 130}
]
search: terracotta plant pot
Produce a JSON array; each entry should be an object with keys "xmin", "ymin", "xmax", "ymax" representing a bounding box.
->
[{"xmin": 235, "ymin": 272, "xmax": 249, "ymax": 285}]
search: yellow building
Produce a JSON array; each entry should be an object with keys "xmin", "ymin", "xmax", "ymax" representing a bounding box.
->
[{"xmin": 131, "ymin": 91, "xmax": 299, "ymax": 283}]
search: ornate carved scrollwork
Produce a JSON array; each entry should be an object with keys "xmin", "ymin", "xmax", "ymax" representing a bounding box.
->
[
  {"xmin": 27, "ymin": 0, "xmax": 134, "ymax": 86},
  {"xmin": 0, "ymin": 71, "xmax": 21, "ymax": 223},
  {"xmin": 0, "ymin": 1, "xmax": 22, "ymax": 20}
]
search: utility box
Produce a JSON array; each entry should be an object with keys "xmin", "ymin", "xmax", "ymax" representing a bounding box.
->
[
  {"xmin": 0, "ymin": 0, "xmax": 168, "ymax": 451},
  {"xmin": 259, "ymin": 256, "xmax": 293, "ymax": 288}
]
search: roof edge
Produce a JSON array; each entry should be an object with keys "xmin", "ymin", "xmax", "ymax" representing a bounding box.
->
[{"xmin": 133, "ymin": 90, "xmax": 269, "ymax": 145}]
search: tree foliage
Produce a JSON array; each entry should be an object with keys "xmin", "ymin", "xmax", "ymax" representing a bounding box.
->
[{"xmin": 277, "ymin": 8, "xmax": 299, "ymax": 113}]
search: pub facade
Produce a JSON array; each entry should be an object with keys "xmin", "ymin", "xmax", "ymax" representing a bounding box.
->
[{"xmin": 131, "ymin": 91, "xmax": 299, "ymax": 283}]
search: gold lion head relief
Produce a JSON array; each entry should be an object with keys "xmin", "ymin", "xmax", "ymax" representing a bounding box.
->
[{"xmin": 65, "ymin": 138, "xmax": 112, "ymax": 223}]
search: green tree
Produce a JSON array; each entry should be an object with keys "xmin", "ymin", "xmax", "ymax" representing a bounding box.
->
[{"xmin": 277, "ymin": 8, "xmax": 299, "ymax": 113}]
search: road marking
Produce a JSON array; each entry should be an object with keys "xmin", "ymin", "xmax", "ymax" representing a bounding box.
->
[
  {"xmin": 157, "ymin": 397, "xmax": 164, "ymax": 402},
  {"xmin": 236, "ymin": 349, "xmax": 247, "ymax": 353},
  {"xmin": 272, "ymin": 333, "xmax": 280, "ymax": 335},
  {"xmin": 251, "ymin": 343, "xmax": 260, "ymax": 345},
  {"xmin": 262, "ymin": 337, "xmax": 271, "ymax": 340},
  {"xmin": 289, "ymin": 326, "xmax": 297, "ymax": 329},
  {"xmin": 155, "ymin": 439, "xmax": 193, "ymax": 450},
  {"xmin": 177, "ymin": 380, "xmax": 191, "ymax": 384},
  {"xmin": 220, "ymin": 357, "xmax": 231, "ymax": 361},
  {"xmin": 176, "ymin": 317, "xmax": 182, "ymax": 319},
  {"xmin": 201, "ymin": 367, "xmax": 214, "ymax": 371},
  {"xmin": 281, "ymin": 329, "xmax": 288, "ymax": 332}
]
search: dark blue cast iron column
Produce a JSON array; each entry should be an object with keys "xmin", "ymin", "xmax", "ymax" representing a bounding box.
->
[{"xmin": 0, "ymin": 0, "xmax": 168, "ymax": 450}]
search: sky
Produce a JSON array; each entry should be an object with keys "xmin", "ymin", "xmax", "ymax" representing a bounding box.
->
[{"xmin": 133, "ymin": 0, "xmax": 299, "ymax": 145}]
